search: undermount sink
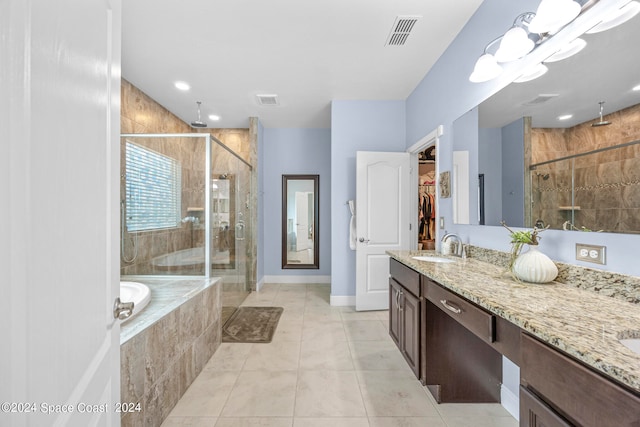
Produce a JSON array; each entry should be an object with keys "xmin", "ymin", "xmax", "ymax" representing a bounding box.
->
[
  {"xmin": 619, "ymin": 338, "xmax": 640, "ymax": 355},
  {"xmin": 412, "ymin": 256, "xmax": 456, "ymax": 264}
]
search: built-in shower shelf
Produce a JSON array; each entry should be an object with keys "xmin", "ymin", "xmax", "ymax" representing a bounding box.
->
[
  {"xmin": 558, "ymin": 206, "xmax": 581, "ymax": 210},
  {"xmin": 187, "ymin": 207, "xmax": 204, "ymax": 212}
]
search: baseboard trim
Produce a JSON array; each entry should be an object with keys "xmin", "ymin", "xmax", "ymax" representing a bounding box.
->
[
  {"xmin": 329, "ymin": 295, "xmax": 356, "ymax": 306},
  {"xmin": 263, "ymin": 275, "xmax": 331, "ymax": 284},
  {"xmin": 501, "ymin": 384, "xmax": 519, "ymax": 421},
  {"xmin": 255, "ymin": 277, "xmax": 265, "ymax": 292}
]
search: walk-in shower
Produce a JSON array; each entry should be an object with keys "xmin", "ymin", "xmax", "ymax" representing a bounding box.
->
[{"xmin": 119, "ymin": 133, "xmax": 253, "ymax": 307}]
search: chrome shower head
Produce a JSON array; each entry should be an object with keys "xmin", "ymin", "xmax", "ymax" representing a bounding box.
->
[
  {"xmin": 190, "ymin": 101, "xmax": 208, "ymax": 128},
  {"xmin": 592, "ymin": 101, "xmax": 611, "ymax": 127}
]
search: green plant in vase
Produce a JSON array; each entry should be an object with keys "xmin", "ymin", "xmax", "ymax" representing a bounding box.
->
[{"xmin": 501, "ymin": 220, "xmax": 552, "ymax": 282}]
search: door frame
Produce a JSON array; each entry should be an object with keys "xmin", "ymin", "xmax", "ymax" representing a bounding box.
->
[{"xmin": 407, "ymin": 126, "xmax": 443, "ymax": 249}]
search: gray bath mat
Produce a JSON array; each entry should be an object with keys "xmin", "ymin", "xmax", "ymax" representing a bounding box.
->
[{"xmin": 222, "ymin": 306, "xmax": 283, "ymax": 343}]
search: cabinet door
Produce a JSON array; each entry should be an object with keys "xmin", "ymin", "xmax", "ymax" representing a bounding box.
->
[
  {"xmin": 401, "ymin": 289, "xmax": 420, "ymax": 377},
  {"xmin": 520, "ymin": 386, "xmax": 571, "ymax": 427},
  {"xmin": 389, "ymin": 279, "xmax": 401, "ymax": 347}
]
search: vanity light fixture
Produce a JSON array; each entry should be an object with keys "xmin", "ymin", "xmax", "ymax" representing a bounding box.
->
[
  {"xmin": 528, "ymin": 0, "xmax": 581, "ymax": 34},
  {"xmin": 174, "ymin": 81, "xmax": 190, "ymax": 91},
  {"xmin": 544, "ymin": 38, "xmax": 587, "ymax": 62},
  {"xmin": 494, "ymin": 13, "xmax": 536, "ymax": 63},
  {"xmin": 586, "ymin": 0, "xmax": 640, "ymax": 34},
  {"xmin": 558, "ymin": 114, "xmax": 573, "ymax": 121},
  {"xmin": 469, "ymin": 53, "xmax": 503, "ymax": 83},
  {"xmin": 514, "ymin": 63, "xmax": 548, "ymax": 83}
]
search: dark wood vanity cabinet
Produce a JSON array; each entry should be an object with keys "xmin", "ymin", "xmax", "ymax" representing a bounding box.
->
[
  {"xmin": 422, "ymin": 277, "xmax": 502, "ymax": 403},
  {"xmin": 389, "ymin": 259, "xmax": 421, "ymax": 378},
  {"xmin": 521, "ymin": 333, "xmax": 640, "ymax": 427}
]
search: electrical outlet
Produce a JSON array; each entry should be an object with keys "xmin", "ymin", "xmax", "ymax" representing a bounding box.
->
[{"xmin": 576, "ymin": 243, "xmax": 606, "ymax": 265}]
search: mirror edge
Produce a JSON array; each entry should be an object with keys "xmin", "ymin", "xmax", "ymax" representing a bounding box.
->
[{"xmin": 281, "ymin": 174, "xmax": 320, "ymax": 269}]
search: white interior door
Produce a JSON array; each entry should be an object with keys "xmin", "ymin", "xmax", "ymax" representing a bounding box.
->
[
  {"xmin": 0, "ymin": 1, "xmax": 122, "ymax": 425},
  {"xmin": 356, "ymin": 151, "xmax": 411, "ymax": 311},
  {"xmin": 295, "ymin": 192, "xmax": 309, "ymax": 250}
]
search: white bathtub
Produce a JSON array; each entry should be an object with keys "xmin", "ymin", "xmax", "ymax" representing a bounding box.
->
[
  {"xmin": 120, "ymin": 281, "xmax": 151, "ymax": 322},
  {"xmin": 151, "ymin": 247, "xmax": 204, "ymax": 268}
]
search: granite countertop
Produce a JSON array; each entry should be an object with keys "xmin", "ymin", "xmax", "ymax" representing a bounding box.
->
[{"xmin": 387, "ymin": 250, "xmax": 640, "ymax": 394}]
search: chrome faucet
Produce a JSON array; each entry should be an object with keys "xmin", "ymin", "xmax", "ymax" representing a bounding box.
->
[{"xmin": 441, "ymin": 232, "xmax": 464, "ymax": 257}]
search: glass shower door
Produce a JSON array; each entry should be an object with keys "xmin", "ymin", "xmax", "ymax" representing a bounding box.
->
[{"xmin": 210, "ymin": 140, "xmax": 253, "ymax": 318}]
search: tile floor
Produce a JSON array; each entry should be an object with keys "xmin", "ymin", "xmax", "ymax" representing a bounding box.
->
[{"xmin": 161, "ymin": 283, "xmax": 518, "ymax": 427}]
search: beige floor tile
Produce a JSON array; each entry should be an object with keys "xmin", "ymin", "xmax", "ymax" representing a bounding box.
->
[
  {"xmin": 271, "ymin": 319, "xmax": 303, "ymax": 342},
  {"xmin": 221, "ymin": 371, "xmax": 297, "ymax": 417},
  {"xmin": 301, "ymin": 320, "xmax": 347, "ymax": 343},
  {"xmin": 348, "ymin": 340, "xmax": 412, "ymax": 371},
  {"xmin": 339, "ymin": 307, "xmax": 384, "ymax": 320},
  {"xmin": 242, "ymin": 341, "xmax": 301, "ymax": 371},
  {"xmin": 368, "ymin": 417, "xmax": 446, "ymax": 427},
  {"xmin": 440, "ymin": 416, "xmax": 519, "ymax": 427},
  {"xmin": 356, "ymin": 370, "xmax": 439, "ymax": 417},
  {"xmin": 294, "ymin": 370, "xmax": 367, "ymax": 417},
  {"xmin": 435, "ymin": 403, "xmax": 514, "ymax": 418},
  {"xmin": 169, "ymin": 371, "xmax": 240, "ymax": 417},
  {"xmin": 303, "ymin": 305, "xmax": 343, "ymax": 322},
  {"xmin": 344, "ymin": 320, "xmax": 391, "ymax": 341},
  {"xmin": 299, "ymin": 339, "xmax": 354, "ymax": 371},
  {"xmin": 161, "ymin": 416, "xmax": 218, "ymax": 426},
  {"xmin": 214, "ymin": 418, "xmax": 293, "ymax": 427},
  {"xmin": 292, "ymin": 417, "xmax": 369, "ymax": 427},
  {"xmin": 204, "ymin": 343, "xmax": 252, "ymax": 371}
]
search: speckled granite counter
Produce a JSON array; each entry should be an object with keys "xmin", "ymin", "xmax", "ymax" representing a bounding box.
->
[{"xmin": 387, "ymin": 250, "xmax": 640, "ymax": 394}]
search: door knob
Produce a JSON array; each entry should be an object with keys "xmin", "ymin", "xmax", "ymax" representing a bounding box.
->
[{"xmin": 358, "ymin": 237, "xmax": 370, "ymax": 243}]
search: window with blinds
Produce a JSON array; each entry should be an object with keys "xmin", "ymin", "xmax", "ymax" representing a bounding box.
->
[{"xmin": 125, "ymin": 141, "xmax": 181, "ymax": 232}]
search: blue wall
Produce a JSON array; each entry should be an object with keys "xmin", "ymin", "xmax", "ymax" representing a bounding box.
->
[
  {"xmin": 478, "ymin": 127, "xmax": 503, "ymax": 226},
  {"xmin": 262, "ymin": 128, "xmax": 331, "ymax": 277},
  {"xmin": 501, "ymin": 119, "xmax": 525, "ymax": 227},
  {"xmin": 330, "ymin": 100, "xmax": 406, "ymax": 297}
]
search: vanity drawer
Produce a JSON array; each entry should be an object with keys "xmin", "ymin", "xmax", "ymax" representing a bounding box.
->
[
  {"xmin": 521, "ymin": 333, "xmax": 640, "ymax": 426},
  {"xmin": 424, "ymin": 278, "xmax": 495, "ymax": 344},
  {"xmin": 390, "ymin": 258, "xmax": 420, "ymax": 297}
]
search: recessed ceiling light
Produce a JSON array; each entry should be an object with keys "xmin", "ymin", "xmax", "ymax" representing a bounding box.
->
[
  {"xmin": 208, "ymin": 114, "xmax": 221, "ymax": 121},
  {"xmin": 633, "ymin": 84, "xmax": 640, "ymax": 91},
  {"xmin": 174, "ymin": 81, "xmax": 190, "ymax": 91},
  {"xmin": 558, "ymin": 114, "xmax": 573, "ymax": 121}
]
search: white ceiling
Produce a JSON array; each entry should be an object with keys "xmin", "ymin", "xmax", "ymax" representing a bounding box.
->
[{"xmin": 121, "ymin": 0, "xmax": 484, "ymax": 129}]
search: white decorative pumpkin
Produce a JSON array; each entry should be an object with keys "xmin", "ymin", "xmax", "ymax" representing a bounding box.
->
[{"xmin": 512, "ymin": 245, "xmax": 558, "ymax": 284}]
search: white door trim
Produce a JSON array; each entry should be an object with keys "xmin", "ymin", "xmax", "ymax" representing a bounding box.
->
[{"xmin": 408, "ymin": 126, "xmax": 443, "ymax": 249}]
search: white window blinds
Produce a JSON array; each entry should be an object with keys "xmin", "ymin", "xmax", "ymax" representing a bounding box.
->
[{"xmin": 125, "ymin": 141, "xmax": 181, "ymax": 232}]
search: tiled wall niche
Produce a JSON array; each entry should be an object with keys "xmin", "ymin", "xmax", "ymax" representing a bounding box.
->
[{"xmin": 531, "ymin": 103, "xmax": 640, "ymax": 232}]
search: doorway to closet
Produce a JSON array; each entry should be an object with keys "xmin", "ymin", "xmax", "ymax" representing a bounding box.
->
[{"xmin": 418, "ymin": 145, "xmax": 436, "ymax": 250}]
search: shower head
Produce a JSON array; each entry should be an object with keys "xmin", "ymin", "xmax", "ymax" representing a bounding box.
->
[
  {"xmin": 591, "ymin": 101, "xmax": 611, "ymax": 127},
  {"xmin": 190, "ymin": 101, "xmax": 208, "ymax": 128}
]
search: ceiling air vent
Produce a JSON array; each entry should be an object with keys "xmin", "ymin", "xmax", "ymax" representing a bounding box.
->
[
  {"xmin": 385, "ymin": 15, "xmax": 421, "ymax": 46},
  {"xmin": 256, "ymin": 94, "xmax": 279, "ymax": 106},
  {"xmin": 522, "ymin": 94, "xmax": 559, "ymax": 106}
]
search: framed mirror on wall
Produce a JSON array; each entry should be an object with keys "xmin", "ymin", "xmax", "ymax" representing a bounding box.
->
[{"xmin": 282, "ymin": 175, "xmax": 319, "ymax": 269}]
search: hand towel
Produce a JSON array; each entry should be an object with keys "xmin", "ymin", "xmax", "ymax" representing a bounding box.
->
[{"xmin": 348, "ymin": 200, "xmax": 356, "ymax": 250}]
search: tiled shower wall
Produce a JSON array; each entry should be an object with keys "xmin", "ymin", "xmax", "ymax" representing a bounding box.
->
[
  {"xmin": 531, "ymin": 103, "xmax": 640, "ymax": 232},
  {"xmin": 120, "ymin": 80, "xmax": 257, "ymax": 277}
]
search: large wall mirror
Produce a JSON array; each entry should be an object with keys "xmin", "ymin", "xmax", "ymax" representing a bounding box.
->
[
  {"xmin": 455, "ymin": 9, "xmax": 640, "ymax": 234},
  {"xmin": 282, "ymin": 175, "xmax": 319, "ymax": 269}
]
